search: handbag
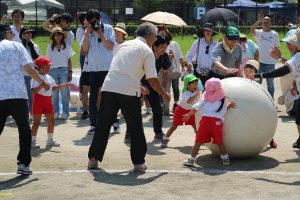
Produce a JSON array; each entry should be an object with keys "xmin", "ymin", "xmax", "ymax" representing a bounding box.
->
[{"xmin": 168, "ymin": 67, "xmax": 181, "ymax": 79}]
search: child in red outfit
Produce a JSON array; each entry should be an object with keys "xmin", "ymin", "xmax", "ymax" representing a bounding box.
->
[
  {"xmin": 161, "ymin": 74, "xmax": 203, "ymax": 148},
  {"xmin": 182, "ymin": 77, "xmax": 236, "ymax": 166},
  {"xmin": 31, "ymin": 56, "xmax": 70, "ymax": 149}
]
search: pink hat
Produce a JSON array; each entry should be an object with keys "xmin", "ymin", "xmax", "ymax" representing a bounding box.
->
[{"xmin": 204, "ymin": 78, "xmax": 225, "ymax": 103}]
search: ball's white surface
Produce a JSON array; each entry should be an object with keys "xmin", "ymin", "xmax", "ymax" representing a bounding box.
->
[{"xmin": 196, "ymin": 77, "xmax": 278, "ymax": 158}]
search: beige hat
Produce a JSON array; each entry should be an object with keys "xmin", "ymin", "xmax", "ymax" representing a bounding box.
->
[
  {"xmin": 50, "ymin": 26, "xmax": 68, "ymax": 39},
  {"xmin": 114, "ymin": 23, "xmax": 128, "ymax": 37},
  {"xmin": 239, "ymin": 33, "xmax": 246, "ymax": 38},
  {"xmin": 287, "ymin": 27, "xmax": 300, "ymax": 49},
  {"xmin": 245, "ymin": 60, "xmax": 260, "ymax": 71}
]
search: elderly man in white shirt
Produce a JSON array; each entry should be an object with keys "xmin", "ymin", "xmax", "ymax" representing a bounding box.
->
[
  {"xmin": 88, "ymin": 22, "xmax": 170, "ymax": 172},
  {"xmin": 0, "ymin": 24, "xmax": 50, "ymax": 176}
]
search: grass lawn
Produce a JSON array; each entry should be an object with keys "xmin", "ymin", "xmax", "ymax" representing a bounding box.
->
[{"xmin": 33, "ymin": 32, "xmax": 290, "ymax": 68}]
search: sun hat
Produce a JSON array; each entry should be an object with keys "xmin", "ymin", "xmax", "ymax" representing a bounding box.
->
[
  {"xmin": 281, "ymin": 29, "xmax": 297, "ymax": 42},
  {"xmin": 245, "ymin": 60, "xmax": 260, "ymax": 71},
  {"xmin": 286, "ymin": 28, "xmax": 300, "ymax": 49},
  {"xmin": 49, "ymin": 26, "xmax": 68, "ymax": 39},
  {"xmin": 19, "ymin": 27, "xmax": 35, "ymax": 39},
  {"xmin": 114, "ymin": 23, "xmax": 128, "ymax": 37},
  {"xmin": 35, "ymin": 56, "xmax": 52, "ymax": 68},
  {"xmin": 182, "ymin": 74, "xmax": 198, "ymax": 93},
  {"xmin": 239, "ymin": 33, "xmax": 246, "ymax": 38},
  {"xmin": 204, "ymin": 78, "xmax": 225, "ymax": 103},
  {"xmin": 225, "ymin": 26, "xmax": 240, "ymax": 41},
  {"xmin": 198, "ymin": 23, "xmax": 218, "ymax": 38}
]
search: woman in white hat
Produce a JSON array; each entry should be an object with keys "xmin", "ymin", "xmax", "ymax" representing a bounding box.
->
[{"xmin": 113, "ymin": 23, "xmax": 128, "ymax": 53}]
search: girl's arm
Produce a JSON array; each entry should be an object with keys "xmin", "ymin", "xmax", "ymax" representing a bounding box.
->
[
  {"xmin": 52, "ymin": 83, "xmax": 69, "ymax": 91},
  {"xmin": 227, "ymin": 100, "xmax": 236, "ymax": 109},
  {"xmin": 182, "ymin": 109, "xmax": 197, "ymax": 122},
  {"xmin": 31, "ymin": 85, "xmax": 44, "ymax": 94}
]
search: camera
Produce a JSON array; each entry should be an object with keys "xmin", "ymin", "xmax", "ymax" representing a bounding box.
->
[
  {"xmin": 91, "ymin": 20, "xmax": 104, "ymax": 32},
  {"xmin": 49, "ymin": 16, "xmax": 61, "ymax": 25}
]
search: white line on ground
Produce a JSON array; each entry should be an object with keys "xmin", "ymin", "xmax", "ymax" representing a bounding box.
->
[{"xmin": 1, "ymin": 168, "xmax": 300, "ymax": 176}]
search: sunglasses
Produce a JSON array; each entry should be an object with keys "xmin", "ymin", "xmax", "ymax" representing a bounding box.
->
[{"xmin": 205, "ymin": 45, "xmax": 210, "ymax": 54}]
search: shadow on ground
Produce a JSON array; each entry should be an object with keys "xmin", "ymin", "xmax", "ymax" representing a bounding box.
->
[
  {"xmin": 90, "ymin": 169, "xmax": 168, "ymax": 186},
  {"xmin": 0, "ymin": 176, "xmax": 38, "ymax": 191}
]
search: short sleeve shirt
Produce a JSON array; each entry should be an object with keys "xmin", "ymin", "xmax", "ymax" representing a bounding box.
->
[
  {"xmin": 10, "ymin": 25, "xmax": 22, "ymax": 43},
  {"xmin": 254, "ymin": 29, "xmax": 279, "ymax": 64},
  {"xmin": 0, "ymin": 40, "xmax": 33, "ymax": 100},
  {"xmin": 287, "ymin": 51, "xmax": 300, "ymax": 84},
  {"xmin": 212, "ymin": 42, "xmax": 242, "ymax": 76},
  {"xmin": 178, "ymin": 90, "xmax": 199, "ymax": 110},
  {"xmin": 31, "ymin": 74, "xmax": 56, "ymax": 96},
  {"xmin": 193, "ymin": 98, "xmax": 228, "ymax": 121},
  {"xmin": 102, "ymin": 37, "xmax": 157, "ymax": 97},
  {"xmin": 46, "ymin": 44, "xmax": 73, "ymax": 68},
  {"xmin": 241, "ymin": 39, "xmax": 258, "ymax": 67}
]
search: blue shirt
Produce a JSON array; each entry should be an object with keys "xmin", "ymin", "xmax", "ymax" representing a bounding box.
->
[{"xmin": 85, "ymin": 23, "xmax": 115, "ymax": 72}]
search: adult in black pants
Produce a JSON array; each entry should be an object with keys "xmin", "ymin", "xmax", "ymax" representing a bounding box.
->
[
  {"xmin": 125, "ymin": 35, "xmax": 171, "ymax": 143},
  {"xmin": 0, "ymin": 24, "xmax": 50, "ymax": 175},
  {"xmin": 88, "ymin": 22, "xmax": 170, "ymax": 172}
]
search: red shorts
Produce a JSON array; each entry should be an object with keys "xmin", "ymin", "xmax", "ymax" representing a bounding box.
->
[
  {"xmin": 195, "ymin": 116, "xmax": 223, "ymax": 144},
  {"xmin": 172, "ymin": 106, "xmax": 195, "ymax": 126},
  {"xmin": 32, "ymin": 93, "xmax": 54, "ymax": 115}
]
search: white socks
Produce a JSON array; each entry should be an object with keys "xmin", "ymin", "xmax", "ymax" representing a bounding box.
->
[
  {"xmin": 47, "ymin": 133, "xmax": 53, "ymax": 141},
  {"xmin": 32, "ymin": 136, "xmax": 36, "ymax": 142},
  {"xmin": 220, "ymin": 154, "xmax": 229, "ymax": 160}
]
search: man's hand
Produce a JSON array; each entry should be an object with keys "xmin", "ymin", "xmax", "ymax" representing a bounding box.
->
[
  {"xmin": 161, "ymin": 92, "xmax": 171, "ymax": 103},
  {"xmin": 140, "ymin": 85, "xmax": 150, "ymax": 96},
  {"xmin": 226, "ymin": 67, "xmax": 239, "ymax": 75}
]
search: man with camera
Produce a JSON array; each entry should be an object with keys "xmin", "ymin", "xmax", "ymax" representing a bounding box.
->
[
  {"xmin": 81, "ymin": 9, "xmax": 115, "ymax": 135},
  {"xmin": 43, "ymin": 13, "xmax": 74, "ymax": 46}
]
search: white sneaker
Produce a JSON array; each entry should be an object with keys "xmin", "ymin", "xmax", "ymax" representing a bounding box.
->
[
  {"xmin": 29, "ymin": 113, "xmax": 32, "ymax": 120},
  {"xmin": 46, "ymin": 139, "xmax": 60, "ymax": 147},
  {"xmin": 17, "ymin": 164, "xmax": 32, "ymax": 175},
  {"xmin": 87, "ymin": 126, "xmax": 96, "ymax": 135},
  {"xmin": 60, "ymin": 112, "xmax": 68, "ymax": 120},
  {"xmin": 31, "ymin": 141, "xmax": 40, "ymax": 149},
  {"xmin": 54, "ymin": 112, "xmax": 60, "ymax": 120}
]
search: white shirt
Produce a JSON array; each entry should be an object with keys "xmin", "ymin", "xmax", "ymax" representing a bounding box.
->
[
  {"xmin": 179, "ymin": 90, "xmax": 199, "ymax": 110},
  {"xmin": 65, "ymin": 30, "xmax": 74, "ymax": 46},
  {"xmin": 167, "ymin": 41, "xmax": 183, "ymax": 70},
  {"xmin": 76, "ymin": 27, "xmax": 85, "ymax": 47},
  {"xmin": 0, "ymin": 40, "xmax": 33, "ymax": 100},
  {"xmin": 102, "ymin": 37, "xmax": 157, "ymax": 97},
  {"xmin": 10, "ymin": 25, "xmax": 22, "ymax": 43},
  {"xmin": 46, "ymin": 44, "xmax": 73, "ymax": 68},
  {"xmin": 186, "ymin": 38, "xmax": 217, "ymax": 73},
  {"xmin": 287, "ymin": 51, "xmax": 300, "ymax": 87},
  {"xmin": 113, "ymin": 41, "xmax": 122, "ymax": 54},
  {"xmin": 83, "ymin": 23, "xmax": 115, "ymax": 72},
  {"xmin": 82, "ymin": 56, "xmax": 90, "ymax": 72},
  {"xmin": 193, "ymin": 98, "xmax": 228, "ymax": 121},
  {"xmin": 31, "ymin": 74, "xmax": 56, "ymax": 96},
  {"xmin": 254, "ymin": 29, "xmax": 279, "ymax": 64}
]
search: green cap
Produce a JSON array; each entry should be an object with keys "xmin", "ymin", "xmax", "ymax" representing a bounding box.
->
[
  {"xmin": 182, "ymin": 74, "xmax": 198, "ymax": 93},
  {"xmin": 225, "ymin": 26, "xmax": 240, "ymax": 40}
]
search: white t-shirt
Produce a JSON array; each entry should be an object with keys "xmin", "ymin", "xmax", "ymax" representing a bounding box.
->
[
  {"xmin": 0, "ymin": 40, "xmax": 33, "ymax": 100},
  {"xmin": 76, "ymin": 27, "xmax": 85, "ymax": 47},
  {"xmin": 286, "ymin": 51, "xmax": 300, "ymax": 87},
  {"xmin": 82, "ymin": 56, "xmax": 90, "ymax": 72},
  {"xmin": 254, "ymin": 29, "xmax": 279, "ymax": 64},
  {"xmin": 167, "ymin": 41, "xmax": 183, "ymax": 70},
  {"xmin": 179, "ymin": 90, "xmax": 199, "ymax": 110},
  {"xmin": 31, "ymin": 74, "xmax": 56, "ymax": 96},
  {"xmin": 10, "ymin": 25, "xmax": 22, "ymax": 43},
  {"xmin": 46, "ymin": 44, "xmax": 73, "ymax": 68},
  {"xmin": 193, "ymin": 98, "xmax": 228, "ymax": 121},
  {"xmin": 65, "ymin": 30, "xmax": 74, "ymax": 47},
  {"xmin": 102, "ymin": 37, "xmax": 157, "ymax": 97}
]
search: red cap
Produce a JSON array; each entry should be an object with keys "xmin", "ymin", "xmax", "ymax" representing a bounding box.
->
[{"xmin": 35, "ymin": 56, "xmax": 52, "ymax": 68}]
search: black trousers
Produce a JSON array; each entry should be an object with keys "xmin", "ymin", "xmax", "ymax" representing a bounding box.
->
[
  {"xmin": 0, "ymin": 99, "xmax": 31, "ymax": 166},
  {"xmin": 88, "ymin": 92, "xmax": 147, "ymax": 165},
  {"xmin": 89, "ymin": 71, "xmax": 108, "ymax": 127},
  {"xmin": 141, "ymin": 78, "xmax": 163, "ymax": 134}
]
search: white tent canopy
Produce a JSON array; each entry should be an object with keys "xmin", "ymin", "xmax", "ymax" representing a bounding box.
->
[{"xmin": 15, "ymin": 0, "xmax": 64, "ymax": 10}]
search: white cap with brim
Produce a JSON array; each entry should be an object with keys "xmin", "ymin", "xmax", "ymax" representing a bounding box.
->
[
  {"xmin": 281, "ymin": 29, "xmax": 297, "ymax": 42},
  {"xmin": 286, "ymin": 28, "xmax": 300, "ymax": 49},
  {"xmin": 245, "ymin": 60, "xmax": 260, "ymax": 71}
]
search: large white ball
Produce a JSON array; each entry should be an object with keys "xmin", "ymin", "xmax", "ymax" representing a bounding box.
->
[{"xmin": 196, "ymin": 77, "xmax": 278, "ymax": 158}]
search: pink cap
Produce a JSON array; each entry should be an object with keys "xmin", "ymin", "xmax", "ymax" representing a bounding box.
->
[{"xmin": 204, "ymin": 78, "xmax": 225, "ymax": 103}]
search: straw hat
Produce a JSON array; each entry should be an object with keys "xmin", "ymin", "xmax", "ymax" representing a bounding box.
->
[
  {"xmin": 49, "ymin": 26, "xmax": 68, "ymax": 39},
  {"xmin": 114, "ymin": 23, "xmax": 128, "ymax": 37}
]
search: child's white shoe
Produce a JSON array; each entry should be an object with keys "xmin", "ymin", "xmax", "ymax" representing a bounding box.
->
[
  {"xmin": 46, "ymin": 139, "xmax": 60, "ymax": 147},
  {"xmin": 31, "ymin": 141, "xmax": 40, "ymax": 149},
  {"xmin": 183, "ymin": 156, "xmax": 195, "ymax": 167},
  {"xmin": 221, "ymin": 154, "xmax": 230, "ymax": 165}
]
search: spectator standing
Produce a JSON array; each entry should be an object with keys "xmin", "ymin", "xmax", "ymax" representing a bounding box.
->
[
  {"xmin": 46, "ymin": 27, "xmax": 73, "ymax": 120},
  {"xmin": 10, "ymin": 9, "xmax": 24, "ymax": 43},
  {"xmin": 81, "ymin": 9, "xmax": 115, "ymax": 135},
  {"xmin": 251, "ymin": 15, "xmax": 280, "ymax": 98}
]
